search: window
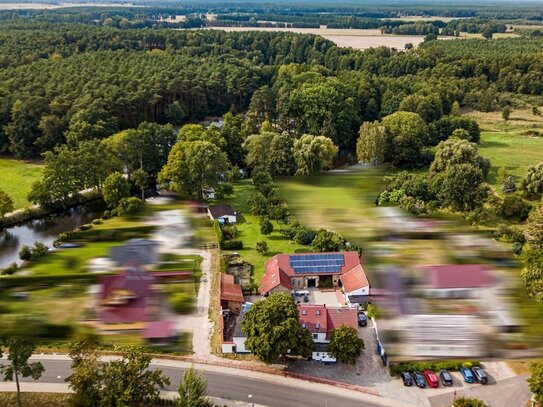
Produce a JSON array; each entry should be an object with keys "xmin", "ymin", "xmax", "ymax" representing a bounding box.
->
[
  {"xmin": 313, "ymin": 334, "xmax": 318, "ymax": 339},
  {"xmin": 302, "ymin": 323, "xmax": 306, "ymax": 328},
  {"xmin": 302, "ymin": 309, "xmax": 307, "ymax": 315},
  {"xmin": 316, "ymin": 310, "xmax": 321, "ymax": 316},
  {"xmin": 316, "ymin": 323, "xmax": 320, "ymax": 329}
]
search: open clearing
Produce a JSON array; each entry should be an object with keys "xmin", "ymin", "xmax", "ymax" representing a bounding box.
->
[
  {"xmin": 465, "ymin": 109, "xmax": 543, "ymax": 189},
  {"xmin": 0, "ymin": 157, "xmax": 43, "ymax": 209},
  {"xmin": 276, "ymin": 167, "xmax": 383, "ymax": 244},
  {"xmin": 204, "ymin": 27, "xmax": 426, "ymax": 49}
]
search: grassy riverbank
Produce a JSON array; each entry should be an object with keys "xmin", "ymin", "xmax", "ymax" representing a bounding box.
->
[{"xmin": 0, "ymin": 157, "xmax": 43, "ymax": 209}]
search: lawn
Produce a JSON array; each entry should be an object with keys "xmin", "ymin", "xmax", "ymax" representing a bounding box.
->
[
  {"xmin": 276, "ymin": 167, "xmax": 383, "ymax": 244},
  {"xmin": 223, "ymin": 180, "xmax": 308, "ymax": 283},
  {"xmin": 0, "ymin": 157, "xmax": 43, "ymax": 209},
  {"xmin": 465, "ymin": 109, "xmax": 543, "ymax": 190}
]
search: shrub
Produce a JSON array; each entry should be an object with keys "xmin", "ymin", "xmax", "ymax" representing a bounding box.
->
[
  {"xmin": 31, "ymin": 242, "xmax": 49, "ymax": 260},
  {"xmin": 493, "ymin": 225, "xmax": 526, "ymax": 244},
  {"xmin": 259, "ymin": 217, "xmax": 273, "ymax": 235},
  {"xmin": 168, "ymin": 292, "xmax": 194, "ymax": 314},
  {"xmin": 1, "ymin": 262, "xmax": 18, "ymax": 276},
  {"xmin": 390, "ymin": 360, "xmax": 481, "ymax": 375},
  {"xmin": 294, "ymin": 227, "xmax": 317, "ymax": 245},
  {"xmin": 92, "ymin": 218, "xmax": 103, "ymax": 225},
  {"xmin": 115, "ymin": 197, "xmax": 143, "ymax": 216},
  {"xmin": 101, "ymin": 210, "xmax": 112, "ymax": 220},
  {"xmin": 78, "ymin": 224, "xmax": 93, "ymax": 231},
  {"xmin": 512, "ymin": 242, "xmax": 523, "ymax": 255},
  {"xmin": 498, "ymin": 195, "xmax": 532, "ymax": 221},
  {"xmin": 454, "ymin": 397, "xmax": 487, "ymax": 407},
  {"xmin": 213, "ymin": 220, "xmax": 224, "ymax": 246},
  {"xmin": 19, "ymin": 245, "xmax": 32, "ymax": 261},
  {"xmin": 222, "ymin": 225, "xmax": 238, "ymax": 240},
  {"xmin": 256, "ymin": 241, "xmax": 269, "ymax": 255},
  {"xmin": 221, "ymin": 240, "xmax": 243, "ymax": 250},
  {"xmin": 366, "ymin": 303, "xmax": 376, "ymax": 318}
]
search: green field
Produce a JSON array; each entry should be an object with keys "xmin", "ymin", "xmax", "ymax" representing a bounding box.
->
[
  {"xmin": 276, "ymin": 167, "xmax": 383, "ymax": 244},
  {"xmin": 0, "ymin": 157, "xmax": 43, "ymax": 209},
  {"xmin": 223, "ymin": 180, "xmax": 308, "ymax": 283},
  {"xmin": 479, "ymin": 132, "xmax": 543, "ymax": 188}
]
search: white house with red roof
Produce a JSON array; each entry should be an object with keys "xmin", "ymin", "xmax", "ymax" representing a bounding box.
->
[
  {"xmin": 260, "ymin": 252, "xmax": 370, "ymax": 297},
  {"xmin": 298, "ymin": 304, "xmax": 359, "ymax": 362}
]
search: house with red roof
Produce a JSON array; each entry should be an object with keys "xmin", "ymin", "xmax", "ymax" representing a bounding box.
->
[
  {"xmin": 298, "ymin": 304, "xmax": 359, "ymax": 362},
  {"xmin": 260, "ymin": 252, "xmax": 370, "ymax": 297},
  {"xmin": 422, "ymin": 264, "xmax": 495, "ymax": 298}
]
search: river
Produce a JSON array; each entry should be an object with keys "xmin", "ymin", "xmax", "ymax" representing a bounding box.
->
[{"xmin": 0, "ymin": 201, "xmax": 106, "ymax": 269}]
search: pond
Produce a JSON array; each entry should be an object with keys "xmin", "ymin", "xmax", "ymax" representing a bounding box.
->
[{"xmin": 0, "ymin": 201, "xmax": 106, "ymax": 269}]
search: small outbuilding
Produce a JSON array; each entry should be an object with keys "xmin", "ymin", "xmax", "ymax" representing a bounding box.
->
[{"xmin": 208, "ymin": 204, "xmax": 237, "ymax": 224}]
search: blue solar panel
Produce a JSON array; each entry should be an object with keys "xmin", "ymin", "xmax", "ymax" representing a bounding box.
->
[{"xmin": 289, "ymin": 253, "xmax": 345, "ymax": 274}]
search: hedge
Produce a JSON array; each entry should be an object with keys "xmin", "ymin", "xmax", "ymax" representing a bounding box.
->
[
  {"xmin": 221, "ymin": 239, "xmax": 243, "ymax": 250},
  {"xmin": 213, "ymin": 219, "xmax": 224, "ymax": 246},
  {"xmin": 390, "ymin": 360, "xmax": 481, "ymax": 375},
  {"xmin": 0, "ymin": 273, "xmax": 111, "ymax": 288}
]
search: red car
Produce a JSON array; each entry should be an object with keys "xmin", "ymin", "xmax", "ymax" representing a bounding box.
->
[{"xmin": 423, "ymin": 370, "xmax": 439, "ymax": 388}]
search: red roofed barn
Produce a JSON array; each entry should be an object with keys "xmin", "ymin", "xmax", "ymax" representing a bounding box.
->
[
  {"xmin": 261, "ymin": 252, "xmax": 369, "ymax": 297},
  {"xmin": 422, "ymin": 264, "xmax": 495, "ymax": 298}
]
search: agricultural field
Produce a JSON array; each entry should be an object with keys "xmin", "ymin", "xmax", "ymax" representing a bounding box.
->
[
  {"xmin": 0, "ymin": 157, "xmax": 43, "ymax": 209},
  {"xmin": 276, "ymin": 167, "xmax": 383, "ymax": 244},
  {"xmin": 465, "ymin": 109, "xmax": 543, "ymax": 189}
]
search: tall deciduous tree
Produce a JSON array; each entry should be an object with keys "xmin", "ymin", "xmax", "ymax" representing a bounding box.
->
[
  {"xmin": 327, "ymin": 325, "xmax": 365, "ymax": 364},
  {"xmin": 520, "ymin": 163, "xmax": 543, "ymax": 197},
  {"xmin": 241, "ymin": 292, "xmax": 313, "ymax": 364},
  {"xmin": 521, "ymin": 249, "xmax": 543, "ymax": 302},
  {"xmin": 0, "ymin": 338, "xmax": 44, "ymax": 407},
  {"xmin": 66, "ymin": 341, "xmax": 102, "ymax": 407},
  {"xmin": 159, "ymin": 140, "xmax": 229, "ymax": 199},
  {"xmin": 525, "ymin": 205, "xmax": 543, "ymax": 249},
  {"xmin": 293, "ymin": 134, "xmax": 338, "ymax": 176},
  {"xmin": 103, "ymin": 172, "xmax": 131, "ymax": 208},
  {"xmin": 221, "ymin": 112, "xmax": 245, "ymax": 167},
  {"xmin": 436, "ymin": 163, "xmax": 489, "ymax": 211},
  {"xmin": 430, "ymin": 137, "xmax": 490, "ymax": 176},
  {"xmin": 177, "ymin": 366, "xmax": 213, "ymax": 407},
  {"xmin": 356, "ymin": 121, "xmax": 387, "ymax": 165},
  {"xmin": 529, "ymin": 361, "xmax": 543, "ymax": 405},
  {"xmin": 382, "ymin": 111, "xmax": 428, "ymax": 168},
  {"xmin": 132, "ymin": 168, "xmax": 149, "ymax": 202}
]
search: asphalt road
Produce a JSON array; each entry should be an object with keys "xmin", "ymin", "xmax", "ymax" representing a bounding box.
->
[{"xmin": 23, "ymin": 360, "xmax": 385, "ymax": 407}]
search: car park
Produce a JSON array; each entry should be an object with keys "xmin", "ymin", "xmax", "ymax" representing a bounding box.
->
[
  {"xmin": 460, "ymin": 367, "xmax": 475, "ymax": 383},
  {"xmin": 439, "ymin": 369, "xmax": 453, "ymax": 386},
  {"xmin": 400, "ymin": 372, "xmax": 413, "ymax": 386},
  {"xmin": 423, "ymin": 370, "xmax": 439, "ymax": 388},
  {"xmin": 472, "ymin": 366, "xmax": 488, "ymax": 384},
  {"xmin": 357, "ymin": 312, "xmax": 367, "ymax": 327},
  {"xmin": 412, "ymin": 371, "xmax": 426, "ymax": 388}
]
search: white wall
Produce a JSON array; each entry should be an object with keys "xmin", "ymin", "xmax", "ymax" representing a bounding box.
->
[
  {"xmin": 233, "ymin": 336, "xmax": 250, "ymax": 353},
  {"xmin": 219, "ymin": 215, "xmax": 237, "ymax": 224},
  {"xmin": 346, "ymin": 285, "xmax": 369, "ymax": 297},
  {"xmin": 311, "ymin": 332, "xmax": 328, "ymax": 343},
  {"xmin": 221, "ymin": 343, "xmax": 235, "ymax": 354}
]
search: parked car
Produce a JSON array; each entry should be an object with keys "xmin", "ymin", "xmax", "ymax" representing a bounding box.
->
[
  {"xmin": 400, "ymin": 372, "xmax": 413, "ymax": 386},
  {"xmin": 423, "ymin": 370, "xmax": 439, "ymax": 388},
  {"xmin": 439, "ymin": 370, "xmax": 453, "ymax": 386},
  {"xmin": 472, "ymin": 366, "xmax": 488, "ymax": 384},
  {"xmin": 460, "ymin": 367, "xmax": 475, "ymax": 384},
  {"xmin": 412, "ymin": 371, "xmax": 426, "ymax": 388},
  {"xmin": 357, "ymin": 312, "xmax": 368, "ymax": 327}
]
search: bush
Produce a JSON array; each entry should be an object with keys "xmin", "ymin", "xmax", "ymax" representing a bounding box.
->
[
  {"xmin": 294, "ymin": 227, "xmax": 317, "ymax": 245},
  {"xmin": 115, "ymin": 197, "xmax": 143, "ymax": 216},
  {"xmin": 512, "ymin": 242, "xmax": 523, "ymax": 255},
  {"xmin": 256, "ymin": 241, "xmax": 269, "ymax": 255},
  {"xmin": 169, "ymin": 292, "xmax": 194, "ymax": 314},
  {"xmin": 498, "ymin": 195, "xmax": 532, "ymax": 221},
  {"xmin": 259, "ymin": 217, "xmax": 273, "ymax": 235},
  {"xmin": 1, "ymin": 262, "xmax": 18, "ymax": 276},
  {"xmin": 213, "ymin": 220, "xmax": 224, "ymax": 246},
  {"xmin": 390, "ymin": 360, "xmax": 481, "ymax": 375},
  {"xmin": 222, "ymin": 225, "xmax": 238, "ymax": 240},
  {"xmin": 19, "ymin": 245, "xmax": 32, "ymax": 261},
  {"xmin": 101, "ymin": 210, "xmax": 112, "ymax": 220},
  {"xmin": 41, "ymin": 323, "xmax": 74, "ymax": 339},
  {"xmin": 493, "ymin": 225, "xmax": 526, "ymax": 244},
  {"xmin": 31, "ymin": 242, "xmax": 49, "ymax": 260},
  {"xmin": 221, "ymin": 240, "xmax": 243, "ymax": 250},
  {"xmin": 92, "ymin": 218, "xmax": 103, "ymax": 225},
  {"xmin": 78, "ymin": 224, "xmax": 93, "ymax": 231}
]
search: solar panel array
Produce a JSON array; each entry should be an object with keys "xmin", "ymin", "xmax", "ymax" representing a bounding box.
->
[{"xmin": 289, "ymin": 253, "xmax": 345, "ymax": 274}]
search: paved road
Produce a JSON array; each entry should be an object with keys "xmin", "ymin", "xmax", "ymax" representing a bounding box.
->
[{"xmin": 22, "ymin": 360, "xmax": 392, "ymax": 407}]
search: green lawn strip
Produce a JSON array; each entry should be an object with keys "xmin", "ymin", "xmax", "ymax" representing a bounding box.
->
[
  {"xmin": 479, "ymin": 131, "xmax": 543, "ymax": 189},
  {"xmin": 276, "ymin": 168, "xmax": 383, "ymax": 244},
  {"xmin": 223, "ymin": 181, "xmax": 308, "ymax": 284},
  {"xmin": 23, "ymin": 241, "xmax": 121, "ymax": 276},
  {"xmin": 0, "ymin": 393, "xmax": 73, "ymax": 407},
  {"xmin": 0, "ymin": 157, "xmax": 43, "ymax": 209}
]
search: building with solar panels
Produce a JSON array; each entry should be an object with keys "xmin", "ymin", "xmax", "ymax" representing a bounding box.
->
[{"xmin": 260, "ymin": 251, "xmax": 369, "ymax": 299}]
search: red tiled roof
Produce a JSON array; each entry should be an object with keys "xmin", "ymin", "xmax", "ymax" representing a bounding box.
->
[
  {"xmin": 326, "ymin": 307, "xmax": 358, "ymax": 339},
  {"xmin": 261, "ymin": 251, "xmax": 364, "ymax": 293},
  {"xmin": 341, "ymin": 264, "xmax": 370, "ymax": 293},
  {"xmin": 220, "ymin": 273, "xmax": 244, "ymax": 303},
  {"xmin": 143, "ymin": 321, "xmax": 175, "ymax": 339},
  {"xmin": 424, "ymin": 264, "xmax": 493, "ymax": 289},
  {"xmin": 298, "ymin": 305, "xmax": 328, "ymax": 334},
  {"xmin": 260, "ymin": 256, "xmax": 292, "ymax": 294}
]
